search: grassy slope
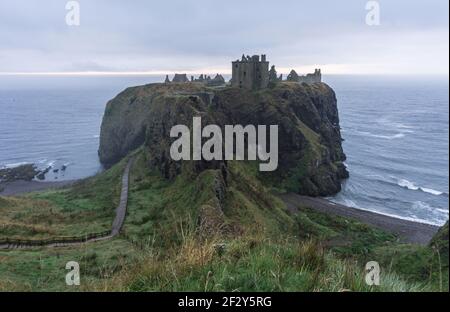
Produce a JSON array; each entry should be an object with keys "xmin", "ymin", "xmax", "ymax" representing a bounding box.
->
[
  {"xmin": 0, "ymin": 150, "xmax": 447, "ymax": 291},
  {"xmin": 0, "ymin": 158, "xmax": 126, "ymax": 240}
]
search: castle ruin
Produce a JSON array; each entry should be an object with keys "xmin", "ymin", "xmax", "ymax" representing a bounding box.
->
[
  {"xmin": 287, "ymin": 69, "xmax": 321, "ymax": 84},
  {"xmin": 231, "ymin": 54, "xmax": 269, "ymax": 90},
  {"xmin": 165, "ymin": 73, "xmax": 225, "ymax": 87},
  {"xmin": 163, "ymin": 54, "xmax": 322, "ymax": 89}
]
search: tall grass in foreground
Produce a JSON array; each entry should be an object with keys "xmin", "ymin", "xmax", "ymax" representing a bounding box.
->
[{"xmin": 82, "ymin": 232, "xmax": 431, "ymax": 292}]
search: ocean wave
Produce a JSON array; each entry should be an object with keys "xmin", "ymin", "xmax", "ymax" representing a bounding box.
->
[
  {"xmin": 391, "ymin": 123, "xmax": 415, "ymax": 133},
  {"xmin": 329, "ymin": 197, "xmax": 446, "ymax": 226},
  {"xmin": 396, "ymin": 123, "xmax": 414, "ymax": 129},
  {"xmin": 354, "ymin": 130, "xmax": 405, "ymax": 140},
  {"xmin": 396, "ymin": 178, "xmax": 448, "ymax": 197},
  {"xmin": 376, "ymin": 119, "xmax": 415, "ymax": 133},
  {"xmin": 420, "ymin": 187, "xmax": 446, "ymax": 196},
  {"xmin": 375, "ymin": 133, "xmax": 405, "ymax": 139},
  {"xmin": 412, "ymin": 201, "xmax": 449, "ymax": 216},
  {"xmin": 0, "ymin": 161, "xmax": 31, "ymax": 169},
  {"xmin": 334, "ymin": 198, "xmax": 358, "ymax": 209}
]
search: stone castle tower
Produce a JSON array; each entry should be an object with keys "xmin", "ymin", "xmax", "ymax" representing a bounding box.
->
[{"xmin": 231, "ymin": 54, "xmax": 269, "ymax": 90}]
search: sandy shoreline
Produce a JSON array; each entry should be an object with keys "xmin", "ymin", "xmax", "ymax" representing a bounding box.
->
[
  {"xmin": 0, "ymin": 180, "xmax": 75, "ymax": 196},
  {"xmin": 280, "ymin": 193, "xmax": 440, "ymax": 245}
]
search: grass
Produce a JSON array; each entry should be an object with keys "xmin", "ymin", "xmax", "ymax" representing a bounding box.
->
[
  {"xmin": 0, "ymin": 239, "xmax": 139, "ymax": 291},
  {"xmin": 293, "ymin": 205, "xmax": 396, "ymax": 257},
  {"xmin": 0, "ymin": 149, "xmax": 447, "ymax": 291},
  {"xmin": 80, "ymin": 235, "xmax": 430, "ymax": 292},
  {"xmin": 0, "ymin": 158, "xmax": 127, "ymax": 240},
  {"xmin": 371, "ymin": 243, "xmax": 449, "ymax": 291}
]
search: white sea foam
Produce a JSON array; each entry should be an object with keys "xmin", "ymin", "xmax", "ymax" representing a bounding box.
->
[
  {"xmin": 372, "ymin": 133, "xmax": 405, "ymax": 139},
  {"xmin": 1, "ymin": 162, "xmax": 30, "ymax": 169},
  {"xmin": 412, "ymin": 201, "xmax": 449, "ymax": 217},
  {"xmin": 396, "ymin": 178, "xmax": 447, "ymax": 197},
  {"xmin": 396, "ymin": 123, "xmax": 414, "ymax": 129},
  {"xmin": 342, "ymin": 198, "xmax": 358, "ymax": 208},
  {"xmin": 329, "ymin": 197, "xmax": 446, "ymax": 226},
  {"xmin": 36, "ymin": 158, "xmax": 48, "ymax": 164},
  {"xmin": 392, "ymin": 123, "xmax": 415, "ymax": 133},
  {"xmin": 436, "ymin": 208, "xmax": 450, "ymax": 215},
  {"xmin": 397, "ymin": 178, "xmax": 419, "ymax": 191},
  {"xmin": 356, "ymin": 130, "xmax": 405, "ymax": 140},
  {"xmin": 420, "ymin": 187, "xmax": 445, "ymax": 196},
  {"xmin": 377, "ymin": 120, "xmax": 415, "ymax": 133}
]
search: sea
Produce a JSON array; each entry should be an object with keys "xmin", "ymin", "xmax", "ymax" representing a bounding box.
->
[{"xmin": 0, "ymin": 75, "xmax": 448, "ymax": 226}]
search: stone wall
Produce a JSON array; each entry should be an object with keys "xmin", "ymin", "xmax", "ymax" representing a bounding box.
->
[{"xmin": 231, "ymin": 55, "xmax": 269, "ymax": 90}]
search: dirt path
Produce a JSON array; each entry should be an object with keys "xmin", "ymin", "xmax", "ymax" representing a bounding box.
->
[
  {"xmin": 280, "ymin": 193, "xmax": 440, "ymax": 245},
  {"xmin": 0, "ymin": 158, "xmax": 134, "ymax": 250}
]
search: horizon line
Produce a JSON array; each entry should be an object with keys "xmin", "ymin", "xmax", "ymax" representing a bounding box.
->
[{"xmin": 1, "ymin": 71, "xmax": 449, "ymax": 77}]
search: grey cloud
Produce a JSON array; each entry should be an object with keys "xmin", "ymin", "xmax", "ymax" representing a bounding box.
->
[{"xmin": 0, "ymin": 0, "xmax": 448, "ymax": 74}]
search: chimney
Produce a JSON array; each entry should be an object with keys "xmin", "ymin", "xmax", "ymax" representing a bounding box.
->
[{"xmin": 261, "ymin": 54, "xmax": 266, "ymax": 62}]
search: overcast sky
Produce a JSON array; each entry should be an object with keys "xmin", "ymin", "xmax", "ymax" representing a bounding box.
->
[{"xmin": 0, "ymin": 0, "xmax": 448, "ymax": 75}]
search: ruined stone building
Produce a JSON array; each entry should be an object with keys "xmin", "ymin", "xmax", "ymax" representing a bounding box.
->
[
  {"xmin": 231, "ymin": 54, "xmax": 269, "ymax": 90},
  {"xmin": 268, "ymin": 65, "xmax": 283, "ymax": 82},
  {"xmin": 287, "ymin": 69, "xmax": 321, "ymax": 84},
  {"xmin": 164, "ymin": 54, "xmax": 321, "ymax": 88},
  {"xmin": 165, "ymin": 73, "xmax": 225, "ymax": 87},
  {"xmin": 299, "ymin": 69, "xmax": 321, "ymax": 84},
  {"xmin": 208, "ymin": 74, "xmax": 226, "ymax": 86},
  {"xmin": 191, "ymin": 73, "xmax": 225, "ymax": 86},
  {"xmin": 171, "ymin": 73, "xmax": 189, "ymax": 83}
]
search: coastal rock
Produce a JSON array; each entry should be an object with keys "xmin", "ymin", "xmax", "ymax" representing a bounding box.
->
[
  {"xmin": 99, "ymin": 82, "xmax": 348, "ymax": 196},
  {"xmin": 36, "ymin": 166, "xmax": 51, "ymax": 181},
  {"xmin": 0, "ymin": 164, "xmax": 39, "ymax": 182}
]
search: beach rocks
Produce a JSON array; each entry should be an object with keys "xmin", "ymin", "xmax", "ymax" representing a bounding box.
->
[
  {"xmin": 0, "ymin": 164, "xmax": 39, "ymax": 182},
  {"xmin": 36, "ymin": 166, "xmax": 51, "ymax": 180},
  {"xmin": 0, "ymin": 163, "xmax": 69, "ymax": 183}
]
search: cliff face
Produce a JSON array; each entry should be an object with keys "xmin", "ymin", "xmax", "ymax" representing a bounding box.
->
[{"xmin": 99, "ymin": 82, "xmax": 348, "ymax": 196}]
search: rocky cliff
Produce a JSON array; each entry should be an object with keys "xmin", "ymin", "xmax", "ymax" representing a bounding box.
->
[{"xmin": 99, "ymin": 81, "xmax": 348, "ymax": 196}]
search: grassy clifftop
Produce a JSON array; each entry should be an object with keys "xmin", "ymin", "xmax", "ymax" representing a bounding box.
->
[{"xmin": 99, "ymin": 82, "xmax": 348, "ymax": 196}]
